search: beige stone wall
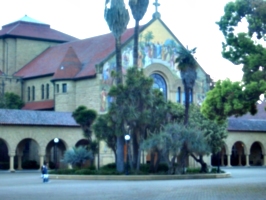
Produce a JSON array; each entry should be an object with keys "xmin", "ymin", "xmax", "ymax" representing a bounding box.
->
[
  {"xmin": 0, "ymin": 76, "xmax": 22, "ymax": 96},
  {"xmin": 0, "ymin": 38, "xmax": 60, "ymax": 75},
  {"xmin": 54, "ymin": 80, "xmax": 76, "ymax": 112},
  {"xmin": 75, "ymin": 76, "xmax": 101, "ymax": 112},
  {"xmin": 23, "ymin": 76, "xmax": 54, "ymax": 103}
]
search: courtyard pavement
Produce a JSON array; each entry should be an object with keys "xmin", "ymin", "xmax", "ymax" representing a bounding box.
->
[{"xmin": 0, "ymin": 167, "xmax": 266, "ymax": 200}]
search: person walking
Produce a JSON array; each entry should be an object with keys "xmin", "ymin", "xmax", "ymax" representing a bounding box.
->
[{"xmin": 42, "ymin": 163, "xmax": 49, "ymax": 183}]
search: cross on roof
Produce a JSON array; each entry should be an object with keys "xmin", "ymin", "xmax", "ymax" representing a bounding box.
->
[{"xmin": 153, "ymin": 0, "xmax": 160, "ymax": 13}]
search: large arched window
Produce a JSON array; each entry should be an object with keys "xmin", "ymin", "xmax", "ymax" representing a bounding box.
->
[{"xmin": 150, "ymin": 73, "xmax": 167, "ymax": 99}]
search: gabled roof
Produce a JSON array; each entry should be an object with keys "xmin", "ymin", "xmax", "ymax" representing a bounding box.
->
[
  {"xmin": 15, "ymin": 25, "xmax": 141, "ymax": 79},
  {"xmin": 22, "ymin": 100, "xmax": 54, "ymax": 110},
  {"xmin": 52, "ymin": 47, "xmax": 82, "ymax": 80},
  {"xmin": 228, "ymin": 102, "xmax": 266, "ymax": 132},
  {"xmin": 0, "ymin": 109, "xmax": 78, "ymax": 127},
  {"xmin": 0, "ymin": 15, "xmax": 78, "ymax": 42}
]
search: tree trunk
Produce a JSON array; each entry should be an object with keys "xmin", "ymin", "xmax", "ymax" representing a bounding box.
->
[
  {"xmin": 149, "ymin": 150, "xmax": 155, "ymax": 173},
  {"xmin": 133, "ymin": 20, "xmax": 140, "ymax": 67},
  {"xmin": 184, "ymin": 84, "xmax": 190, "ymax": 126},
  {"xmin": 116, "ymin": 136, "xmax": 124, "ymax": 172},
  {"xmin": 115, "ymin": 36, "xmax": 123, "ymax": 85},
  {"xmin": 190, "ymin": 153, "xmax": 208, "ymax": 173}
]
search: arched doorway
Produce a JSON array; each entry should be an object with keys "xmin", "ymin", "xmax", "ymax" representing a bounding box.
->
[
  {"xmin": 0, "ymin": 139, "xmax": 9, "ymax": 170},
  {"xmin": 231, "ymin": 141, "xmax": 246, "ymax": 166},
  {"xmin": 16, "ymin": 138, "xmax": 40, "ymax": 170},
  {"xmin": 46, "ymin": 138, "xmax": 66, "ymax": 169},
  {"xmin": 211, "ymin": 146, "xmax": 228, "ymax": 166},
  {"xmin": 250, "ymin": 142, "xmax": 263, "ymax": 166},
  {"xmin": 150, "ymin": 73, "xmax": 167, "ymax": 99}
]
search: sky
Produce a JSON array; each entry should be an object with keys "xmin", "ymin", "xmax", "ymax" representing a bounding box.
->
[{"xmin": 0, "ymin": 0, "xmax": 244, "ymax": 82}]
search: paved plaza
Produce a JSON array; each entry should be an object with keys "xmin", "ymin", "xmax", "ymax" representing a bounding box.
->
[{"xmin": 0, "ymin": 168, "xmax": 266, "ymax": 200}]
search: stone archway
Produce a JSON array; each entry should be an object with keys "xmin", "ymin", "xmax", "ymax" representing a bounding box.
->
[
  {"xmin": 46, "ymin": 138, "xmax": 67, "ymax": 169},
  {"xmin": 250, "ymin": 142, "xmax": 264, "ymax": 166},
  {"xmin": 0, "ymin": 138, "xmax": 9, "ymax": 170},
  {"xmin": 16, "ymin": 138, "xmax": 40, "ymax": 170},
  {"xmin": 231, "ymin": 141, "xmax": 246, "ymax": 166}
]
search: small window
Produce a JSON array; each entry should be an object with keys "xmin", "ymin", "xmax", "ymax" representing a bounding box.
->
[
  {"xmin": 32, "ymin": 86, "xmax": 35, "ymax": 101},
  {"xmin": 56, "ymin": 84, "xmax": 59, "ymax": 93},
  {"xmin": 62, "ymin": 83, "xmax": 67, "ymax": 93},
  {"xmin": 46, "ymin": 84, "xmax": 49, "ymax": 99},
  {"xmin": 27, "ymin": 87, "xmax": 31, "ymax": 101},
  {"xmin": 41, "ymin": 85, "xmax": 44, "ymax": 99}
]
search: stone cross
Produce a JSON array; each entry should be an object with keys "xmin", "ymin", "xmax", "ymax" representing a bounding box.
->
[{"xmin": 153, "ymin": 0, "xmax": 160, "ymax": 13}]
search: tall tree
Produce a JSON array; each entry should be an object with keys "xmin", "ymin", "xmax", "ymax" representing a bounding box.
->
[
  {"xmin": 217, "ymin": 0, "xmax": 266, "ymax": 114},
  {"xmin": 72, "ymin": 106, "xmax": 97, "ymax": 141},
  {"xmin": 93, "ymin": 114, "xmax": 117, "ymax": 162},
  {"xmin": 175, "ymin": 46, "xmax": 197, "ymax": 172},
  {"xmin": 104, "ymin": 0, "xmax": 130, "ymax": 173},
  {"xmin": 129, "ymin": 0, "xmax": 149, "ymax": 66}
]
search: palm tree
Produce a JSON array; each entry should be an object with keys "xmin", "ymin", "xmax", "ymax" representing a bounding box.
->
[
  {"xmin": 104, "ymin": 0, "xmax": 130, "ymax": 173},
  {"xmin": 175, "ymin": 46, "xmax": 197, "ymax": 173},
  {"xmin": 129, "ymin": 0, "xmax": 149, "ymax": 67},
  {"xmin": 175, "ymin": 47, "xmax": 197, "ymax": 125}
]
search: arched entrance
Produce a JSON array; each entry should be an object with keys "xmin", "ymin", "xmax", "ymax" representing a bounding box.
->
[
  {"xmin": 16, "ymin": 138, "xmax": 40, "ymax": 170},
  {"xmin": 250, "ymin": 142, "xmax": 264, "ymax": 166},
  {"xmin": 0, "ymin": 139, "xmax": 9, "ymax": 170},
  {"xmin": 231, "ymin": 141, "xmax": 246, "ymax": 166},
  {"xmin": 46, "ymin": 138, "xmax": 66, "ymax": 169}
]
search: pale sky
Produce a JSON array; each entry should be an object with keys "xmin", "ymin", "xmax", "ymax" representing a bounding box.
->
[{"xmin": 0, "ymin": 0, "xmax": 243, "ymax": 82}]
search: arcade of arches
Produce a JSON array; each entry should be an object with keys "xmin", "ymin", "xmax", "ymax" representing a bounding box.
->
[{"xmin": 1, "ymin": 125, "xmax": 266, "ymax": 171}]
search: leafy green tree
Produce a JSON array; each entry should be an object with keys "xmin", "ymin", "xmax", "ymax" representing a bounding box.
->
[
  {"xmin": 0, "ymin": 92, "xmax": 24, "ymax": 109},
  {"xmin": 72, "ymin": 106, "xmax": 97, "ymax": 140},
  {"xmin": 104, "ymin": 0, "xmax": 130, "ymax": 173},
  {"xmin": 201, "ymin": 79, "xmax": 265, "ymax": 123},
  {"xmin": 63, "ymin": 146, "xmax": 93, "ymax": 169},
  {"xmin": 189, "ymin": 105, "xmax": 228, "ymax": 172},
  {"xmin": 129, "ymin": 0, "xmax": 149, "ymax": 66},
  {"xmin": 93, "ymin": 114, "xmax": 117, "ymax": 162},
  {"xmin": 217, "ymin": 0, "xmax": 266, "ymax": 114}
]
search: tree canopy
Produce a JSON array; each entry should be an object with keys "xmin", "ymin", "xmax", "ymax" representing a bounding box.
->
[
  {"xmin": 216, "ymin": 0, "xmax": 266, "ymax": 115},
  {"xmin": 0, "ymin": 92, "xmax": 24, "ymax": 109}
]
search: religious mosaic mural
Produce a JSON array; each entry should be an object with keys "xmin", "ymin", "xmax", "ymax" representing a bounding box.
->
[{"xmin": 100, "ymin": 19, "xmax": 209, "ymax": 113}]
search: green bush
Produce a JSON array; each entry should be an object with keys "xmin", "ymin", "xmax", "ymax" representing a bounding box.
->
[
  {"xmin": 186, "ymin": 167, "xmax": 201, "ymax": 174},
  {"xmin": 100, "ymin": 163, "xmax": 116, "ymax": 170}
]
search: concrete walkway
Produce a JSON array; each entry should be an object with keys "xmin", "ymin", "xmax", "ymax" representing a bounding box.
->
[{"xmin": 0, "ymin": 167, "xmax": 266, "ymax": 200}]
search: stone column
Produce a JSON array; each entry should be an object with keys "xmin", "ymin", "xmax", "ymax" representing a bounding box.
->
[
  {"xmin": 39, "ymin": 155, "xmax": 44, "ymax": 170},
  {"xmin": 246, "ymin": 154, "xmax": 250, "ymax": 167},
  {"xmin": 9, "ymin": 154, "xmax": 15, "ymax": 172},
  {"xmin": 221, "ymin": 153, "xmax": 224, "ymax": 166},
  {"xmin": 263, "ymin": 154, "xmax": 266, "ymax": 166},
  {"xmin": 238, "ymin": 154, "xmax": 242, "ymax": 166},
  {"xmin": 17, "ymin": 154, "xmax": 23, "ymax": 170},
  {"xmin": 227, "ymin": 154, "xmax": 231, "ymax": 167}
]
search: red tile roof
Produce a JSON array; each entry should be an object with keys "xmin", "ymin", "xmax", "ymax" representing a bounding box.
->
[
  {"xmin": 0, "ymin": 20, "xmax": 78, "ymax": 42},
  {"xmin": 52, "ymin": 47, "xmax": 82, "ymax": 80},
  {"xmin": 14, "ymin": 26, "xmax": 140, "ymax": 79},
  {"xmin": 22, "ymin": 100, "xmax": 54, "ymax": 110}
]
